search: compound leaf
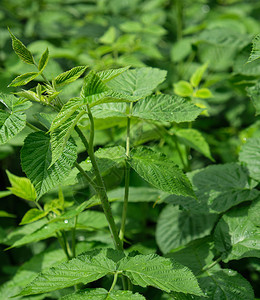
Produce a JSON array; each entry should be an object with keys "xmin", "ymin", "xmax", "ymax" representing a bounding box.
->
[{"xmin": 54, "ymin": 66, "xmax": 87, "ymax": 87}]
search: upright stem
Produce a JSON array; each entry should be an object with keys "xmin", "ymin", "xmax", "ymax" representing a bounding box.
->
[
  {"xmin": 86, "ymin": 104, "xmax": 123, "ymax": 251},
  {"xmin": 71, "ymin": 215, "xmax": 78, "ymax": 258},
  {"xmin": 176, "ymin": 0, "xmax": 183, "ymax": 41}
]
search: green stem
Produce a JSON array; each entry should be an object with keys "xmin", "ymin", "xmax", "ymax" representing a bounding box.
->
[
  {"xmin": 26, "ymin": 121, "xmax": 40, "ymax": 132},
  {"xmin": 55, "ymin": 231, "xmax": 71, "ymax": 260},
  {"xmin": 75, "ymin": 125, "xmax": 89, "ymax": 151},
  {"xmin": 74, "ymin": 161, "xmax": 97, "ymax": 190},
  {"xmin": 200, "ymin": 256, "xmax": 223, "ymax": 274},
  {"xmin": 109, "ymin": 272, "xmax": 119, "ymax": 292},
  {"xmin": 86, "ymin": 104, "xmax": 123, "ymax": 251},
  {"xmin": 71, "ymin": 215, "xmax": 78, "ymax": 258}
]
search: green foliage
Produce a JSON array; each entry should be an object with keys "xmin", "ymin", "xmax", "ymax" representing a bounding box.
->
[
  {"xmin": 8, "ymin": 72, "xmax": 39, "ymax": 87},
  {"xmin": 38, "ymin": 48, "xmax": 49, "ymax": 72},
  {"xmin": 20, "ymin": 208, "xmax": 48, "ymax": 225},
  {"xmin": 248, "ymin": 34, "xmax": 260, "ymax": 63},
  {"xmin": 54, "ymin": 66, "xmax": 88, "ymax": 87}
]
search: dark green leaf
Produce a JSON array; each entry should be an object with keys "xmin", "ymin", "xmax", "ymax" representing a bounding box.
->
[
  {"xmin": 247, "ymin": 81, "xmax": 260, "ymax": 116},
  {"xmin": 247, "ymin": 33, "xmax": 260, "ymax": 63}
]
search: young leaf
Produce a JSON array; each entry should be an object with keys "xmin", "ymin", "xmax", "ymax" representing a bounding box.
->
[
  {"xmin": 247, "ymin": 33, "xmax": 260, "ymax": 63},
  {"xmin": 214, "ymin": 204, "xmax": 260, "ymax": 262},
  {"xmin": 6, "ymin": 170, "xmax": 37, "ymax": 201},
  {"xmin": 21, "ymin": 131, "xmax": 77, "ymax": 199},
  {"xmin": 16, "ymin": 90, "xmax": 40, "ymax": 103},
  {"xmin": 54, "ymin": 66, "xmax": 88, "ymax": 87},
  {"xmin": 20, "ymin": 208, "xmax": 48, "ymax": 225},
  {"xmin": 60, "ymin": 288, "xmax": 146, "ymax": 300},
  {"xmin": 247, "ymin": 81, "xmax": 260, "ymax": 116},
  {"xmin": 0, "ymin": 211, "xmax": 16, "ymax": 218},
  {"xmin": 118, "ymin": 254, "xmax": 203, "ymax": 295},
  {"xmin": 193, "ymin": 88, "xmax": 212, "ymax": 99},
  {"xmin": 0, "ymin": 110, "xmax": 26, "ymax": 145},
  {"xmin": 8, "ymin": 29, "xmax": 34, "ymax": 64},
  {"xmin": 8, "ymin": 72, "xmax": 39, "ymax": 87},
  {"xmin": 0, "ymin": 191, "xmax": 12, "ymax": 198},
  {"xmin": 190, "ymin": 63, "xmax": 208, "ymax": 88},
  {"xmin": 132, "ymin": 95, "xmax": 202, "ymax": 123},
  {"xmin": 239, "ymin": 137, "xmax": 260, "ymax": 181},
  {"xmin": 38, "ymin": 48, "xmax": 49, "ymax": 72},
  {"xmin": 106, "ymin": 67, "xmax": 167, "ymax": 98},
  {"xmin": 156, "ymin": 204, "xmax": 217, "ymax": 254},
  {"xmin": 174, "ymin": 81, "xmax": 193, "ymax": 97},
  {"xmin": 18, "ymin": 249, "xmax": 122, "ymax": 296},
  {"xmin": 129, "ymin": 147, "xmax": 195, "ymax": 198},
  {"xmin": 97, "ymin": 66, "xmax": 130, "ymax": 83}
]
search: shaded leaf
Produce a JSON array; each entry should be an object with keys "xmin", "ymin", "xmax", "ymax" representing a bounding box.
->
[
  {"xmin": 0, "ymin": 211, "xmax": 16, "ymax": 218},
  {"xmin": 247, "ymin": 33, "xmax": 260, "ymax": 63},
  {"xmin": 8, "ymin": 72, "xmax": 39, "ymax": 87},
  {"xmin": 247, "ymin": 81, "xmax": 260, "ymax": 116}
]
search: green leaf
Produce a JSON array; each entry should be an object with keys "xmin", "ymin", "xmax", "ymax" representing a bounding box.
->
[
  {"xmin": 6, "ymin": 170, "xmax": 37, "ymax": 201},
  {"xmin": 0, "ymin": 210, "xmax": 16, "ymax": 218},
  {"xmin": 193, "ymin": 88, "xmax": 212, "ymax": 99},
  {"xmin": 247, "ymin": 33, "xmax": 260, "ymax": 63},
  {"xmin": 129, "ymin": 147, "xmax": 195, "ymax": 198},
  {"xmin": 156, "ymin": 204, "xmax": 217, "ymax": 254},
  {"xmin": 38, "ymin": 48, "xmax": 49, "ymax": 72},
  {"xmin": 175, "ymin": 129, "xmax": 214, "ymax": 161},
  {"xmin": 20, "ymin": 209, "xmax": 48, "ymax": 225},
  {"xmin": 8, "ymin": 29, "xmax": 34, "ymax": 64},
  {"xmin": 171, "ymin": 38, "xmax": 192, "ymax": 63},
  {"xmin": 239, "ymin": 137, "xmax": 260, "ymax": 181},
  {"xmin": 8, "ymin": 72, "xmax": 39, "ymax": 87},
  {"xmin": 92, "ymin": 103, "xmax": 127, "ymax": 119},
  {"xmin": 174, "ymin": 81, "xmax": 193, "ymax": 97},
  {"xmin": 97, "ymin": 67, "xmax": 130, "ymax": 83},
  {"xmin": 18, "ymin": 248, "xmax": 122, "ymax": 296},
  {"xmin": 16, "ymin": 90, "xmax": 40, "ymax": 103},
  {"xmin": 247, "ymin": 81, "xmax": 260, "ymax": 116},
  {"xmin": 214, "ymin": 204, "xmax": 260, "ymax": 262},
  {"xmin": 0, "ymin": 191, "xmax": 12, "ymax": 198},
  {"xmin": 21, "ymin": 131, "xmax": 77, "ymax": 199},
  {"xmin": 106, "ymin": 67, "xmax": 167, "ymax": 98},
  {"xmin": 118, "ymin": 254, "xmax": 203, "ymax": 295},
  {"xmin": 0, "ymin": 110, "xmax": 26, "ymax": 145},
  {"xmin": 0, "ymin": 92, "xmax": 31, "ymax": 111},
  {"xmin": 54, "ymin": 66, "xmax": 88, "ymax": 87},
  {"xmin": 99, "ymin": 26, "xmax": 117, "ymax": 44},
  {"xmin": 190, "ymin": 63, "xmax": 208, "ymax": 88},
  {"xmin": 132, "ymin": 95, "xmax": 202, "ymax": 123},
  {"xmin": 60, "ymin": 289, "xmax": 146, "ymax": 300},
  {"xmin": 248, "ymin": 198, "xmax": 260, "ymax": 227}
]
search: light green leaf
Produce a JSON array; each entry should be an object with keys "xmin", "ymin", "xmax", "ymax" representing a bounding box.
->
[
  {"xmin": 99, "ymin": 26, "xmax": 117, "ymax": 44},
  {"xmin": 190, "ymin": 63, "xmax": 208, "ymax": 88},
  {"xmin": 0, "ymin": 93, "xmax": 31, "ymax": 111},
  {"xmin": 132, "ymin": 95, "xmax": 202, "ymax": 123},
  {"xmin": 92, "ymin": 103, "xmax": 127, "ymax": 119},
  {"xmin": 239, "ymin": 137, "xmax": 260, "ymax": 181},
  {"xmin": 0, "ymin": 210, "xmax": 16, "ymax": 218},
  {"xmin": 0, "ymin": 110, "xmax": 26, "ymax": 145},
  {"xmin": 247, "ymin": 33, "xmax": 260, "ymax": 63},
  {"xmin": 129, "ymin": 147, "xmax": 195, "ymax": 198},
  {"xmin": 171, "ymin": 38, "xmax": 192, "ymax": 63},
  {"xmin": 193, "ymin": 88, "xmax": 212, "ymax": 99},
  {"xmin": 8, "ymin": 29, "xmax": 34, "ymax": 64},
  {"xmin": 97, "ymin": 67, "xmax": 130, "ymax": 83},
  {"xmin": 106, "ymin": 67, "xmax": 167, "ymax": 98},
  {"xmin": 0, "ymin": 191, "xmax": 12, "ymax": 198},
  {"xmin": 38, "ymin": 48, "xmax": 49, "ymax": 72},
  {"xmin": 18, "ymin": 248, "xmax": 121, "ymax": 296},
  {"xmin": 8, "ymin": 72, "xmax": 39, "ymax": 87},
  {"xmin": 174, "ymin": 81, "xmax": 193, "ymax": 97},
  {"xmin": 175, "ymin": 128, "xmax": 214, "ymax": 161},
  {"xmin": 156, "ymin": 205, "xmax": 217, "ymax": 254},
  {"xmin": 60, "ymin": 288, "xmax": 146, "ymax": 300},
  {"xmin": 16, "ymin": 90, "xmax": 40, "ymax": 103},
  {"xmin": 21, "ymin": 131, "xmax": 77, "ymax": 199},
  {"xmin": 6, "ymin": 170, "xmax": 37, "ymax": 201},
  {"xmin": 247, "ymin": 81, "xmax": 260, "ymax": 116},
  {"xmin": 20, "ymin": 209, "xmax": 48, "ymax": 225},
  {"xmin": 214, "ymin": 204, "xmax": 260, "ymax": 262},
  {"xmin": 118, "ymin": 254, "xmax": 203, "ymax": 295},
  {"xmin": 54, "ymin": 66, "xmax": 87, "ymax": 87}
]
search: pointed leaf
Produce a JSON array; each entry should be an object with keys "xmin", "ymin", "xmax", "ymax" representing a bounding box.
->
[
  {"xmin": 132, "ymin": 95, "xmax": 202, "ymax": 123},
  {"xmin": 92, "ymin": 103, "xmax": 127, "ymax": 119},
  {"xmin": 106, "ymin": 67, "xmax": 167, "ymax": 98},
  {"xmin": 174, "ymin": 81, "xmax": 193, "ymax": 97},
  {"xmin": 20, "ymin": 209, "xmax": 48, "ymax": 225},
  {"xmin": 8, "ymin": 72, "xmax": 39, "ymax": 87},
  {"xmin": 0, "ymin": 110, "xmax": 26, "ymax": 145},
  {"xmin": 21, "ymin": 131, "xmax": 77, "ymax": 199},
  {"xmin": 247, "ymin": 33, "xmax": 260, "ymax": 63},
  {"xmin": 190, "ymin": 63, "xmax": 208, "ymax": 88},
  {"xmin": 193, "ymin": 88, "xmax": 212, "ymax": 99},
  {"xmin": 55, "ymin": 66, "xmax": 87, "ymax": 87},
  {"xmin": 97, "ymin": 66, "xmax": 130, "ymax": 83},
  {"xmin": 6, "ymin": 170, "xmax": 37, "ymax": 201},
  {"xmin": 118, "ymin": 254, "xmax": 203, "ymax": 295},
  {"xmin": 16, "ymin": 90, "xmax": 40, "ymax": 102},
  {"xmin": 38, "ymin": 48, "xmax": 49, "ymax": 72},
  {"xmin": 0, "ymin": 211, "xmax": 16, "ymax": 218},
  {"xmin": 8, "ymin": 29, "xmax": 34, "ymax": 64},
  {"xmin": 0, "ymin": 191, "xmax": 12, "ymax": 198},
  {"xmin": 129, "ymin": 147, "xmax": 195, "ymax": 198},
  {"xmin": 247, "ymin": 81, "xmax": 260, "ymax": 116}
]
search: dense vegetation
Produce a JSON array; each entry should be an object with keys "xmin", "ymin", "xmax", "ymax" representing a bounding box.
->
[{"xmin": 0, "ymin": 0, "xmax": 260, "ymax": 299}]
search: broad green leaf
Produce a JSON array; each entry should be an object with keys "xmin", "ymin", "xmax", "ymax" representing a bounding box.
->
[
  {"xmin": 8, "ymin": 72, "xmax": 39, "ymax": 87},
  {"xmin": 0, "ymin": 210, "xmax": 16, "ymax": 218},
  {"xmin": 174, "ymin": 81, "xmax": 193, "ymax": 97},
  {"xmin": 175, "ymin": 128, "xmax": 214, "ymax": 161},
  {"xmin": 247, "ymin": 81, "xmax": 260, "ymax": 116},
  {"xmin": 0, "ymin": 92, "xmax": 32, "ymax": 111},
  {"xmin": 0, "ymin": 110, "xmax": 26, "ymax": 145},
  {"xmin": 193, "ymin": 88, "xmax": 212, "ymax": 99},
  {"xmin": 129, "ymin": 147, "xmax": 195, "ymax": 198},
  {"xmin": 239, "ymin": 137, "xmax": 260, "ymax": 181},
  {"xmin": 156, "ymin": 204, "xmax": 217, "ymax": 254},
  {"xmin": 54, "ymin": 66, "xmax": 87, "ymax": 87},
  {"xmin": 20, "ymin": 209, "xmax": 48, "ymax": 225},
  {"xmin": 60, "ymin": 288, "xmax": 146, "ymax": 300},
  {"xmin": 8, "ymin": 29, "xmax": 34, "ymax": 64},
  {"xmin": 18, "ymin": 248, "xmax": 122, "ymax": 296},
  {"xmin": 21, "ymin": 131, "xmax": 77, "ymax": 199},
  {"xmin": 97, "ymin": 67, "xmax": 130, "ymax": 83},
  {"xmin": 190, "ymin": 63, "xmax": 208, "ymax": 88},
  {"xmin": 38, "ymin": 48, "xmax": 49, "ymax": 72},
  {"xmin": 118, "ymin": 254, "xmax": 203, "ymax": 295},
  {"xmin": 214, "ymin": 204, "xmax": 260, "ymax": 262},
  {"xmin": 92, "ymin": 103, "xmax": 127, "ymax": 119},
  {"xmin": 171, "ymin": 38, "xmax": 192, "ymax": 63},
  {"xmin": 6, "ymin": 170, "xmax": 37, "ymax": 201},
  {"xmin": 34, "ymin": 112, "xmax": 57, "ymax": 130},
  {"xmin": 106, "ymin": 67, "xmax": 167, "ymax": 98},
  {"xmin": 0, "ymin": 191, "xmax": 12, "ymax": 198},
  {"xmin": 248, "ymin": 198, "xmax": 260, "ymax": 227},
  {"xmin": 247, "ymin": 33, "xmax": 260, "ymax": 63},
  {"xmin": 132, "ymin": 95, "xmax": 202, "ymax": 123},
  {"xmin": 194, "ymin": 269, "xmax": 254, "ymax": 300}
]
